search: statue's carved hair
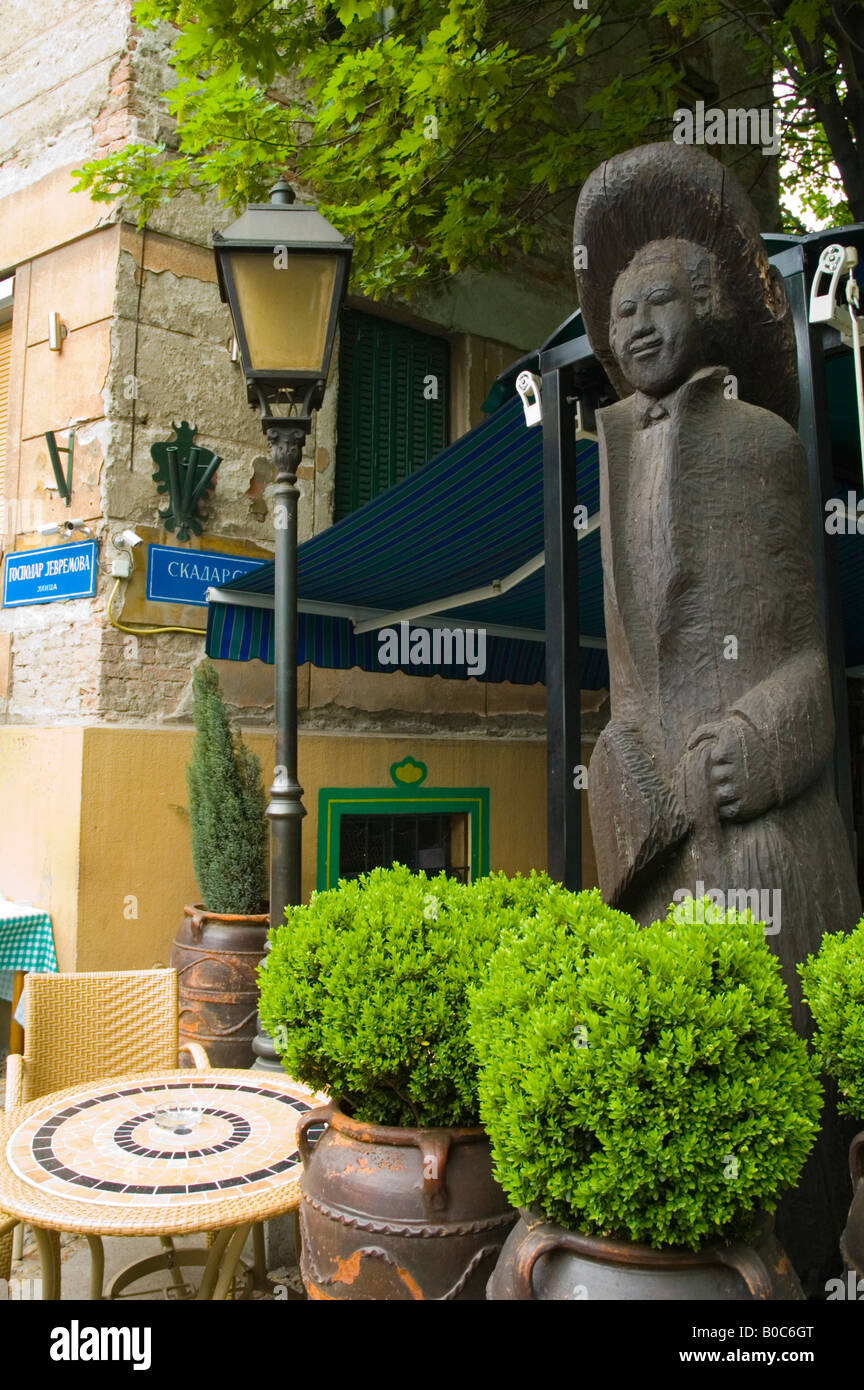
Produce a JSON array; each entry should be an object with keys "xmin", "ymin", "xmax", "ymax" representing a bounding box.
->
[{"xmin": 573, "ymin": 143, "xmax": 798, "ymax": 424}]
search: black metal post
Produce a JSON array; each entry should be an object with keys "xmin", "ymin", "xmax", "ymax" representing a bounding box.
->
[
  {"xmin": 780, "ymin": 246, "xmax": 856, "ymax": 855},
  {"xmin": 541, "ymin": 364, "xmax": 582, "ymax": 890},
  {"xmin": 252, "ymin": 417, "xmax": 310, "ymax": 1069}
]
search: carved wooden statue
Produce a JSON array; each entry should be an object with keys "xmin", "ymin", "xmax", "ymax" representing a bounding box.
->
[{"xmin": 573, "ymin": 143, "xmax": 861, "ymax": 1288}]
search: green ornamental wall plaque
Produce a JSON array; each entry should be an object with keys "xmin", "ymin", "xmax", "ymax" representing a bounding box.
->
[
  {"xmin": 151, "ymin": 422, "xmax": 221, "ymax": 541},
  {"xmin": 389, "ymin": 756, "xmax": 428, "ymax": 786}
]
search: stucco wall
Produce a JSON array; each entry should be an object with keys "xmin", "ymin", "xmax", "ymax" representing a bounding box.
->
[
  {"xmin": 0, "ymin": 4, "xmax": 594, "ymax": 731},
  {"xmin": 0, "ymin": 720, "xmax": 597, "ymax": 978},
  {"xmin": 0, "ymin": 226, "xmax": 119, "ymax": 723},
  {"xmin": 71, "ymin": 725, "xmax": 598, "ymax": 973},
  {"xmin": 0, "ymin": 185, "xmax": 551, "ymax": 727}
]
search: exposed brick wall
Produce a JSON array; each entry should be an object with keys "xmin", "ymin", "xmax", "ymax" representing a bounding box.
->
[
  {"xmin": 5, "ymin": 600, "xmax": 102, "ymax": 722},
  {"xmin": 97, "ymin": 626, "xmax": 200, "ymax": 720},
  {"xmin": 92, "ymin": 38, "xmax": 137, "ymax": 156}
]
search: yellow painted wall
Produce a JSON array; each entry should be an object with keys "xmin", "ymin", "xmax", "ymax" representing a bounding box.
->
[
  {"xmin": 0, "ymin": 726, "xmax": 83, "ymax": 971},
  {"xmin": 76, "ymin": 727, "xmax": 558, "ymax": 970},
  {"xmin": 1, "ymin": 725, "xmax": 598, "ymax": 975},
  {"xmin": 298, "ymin": 732, "xmax": 551, "ymax": 886},
  {"xmin": 77, "ymin": 727, "xmax": 200, "ymax": 973}
]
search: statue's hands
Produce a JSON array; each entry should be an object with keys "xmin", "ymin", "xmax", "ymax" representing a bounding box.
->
[{"xmin": 685, "ymin": 717, "xmax": 777, "ymax": 823}]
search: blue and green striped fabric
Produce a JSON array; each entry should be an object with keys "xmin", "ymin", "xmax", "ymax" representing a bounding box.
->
[{"xmin": 206, "ymin": 396, "xmax": 609, "ymax": 687}]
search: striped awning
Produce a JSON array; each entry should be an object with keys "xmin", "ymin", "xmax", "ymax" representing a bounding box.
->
[
  {"xmin": 206, "ymin": 395, "xmax": 610, "ymax": 687},
  {"xmin": 206, "ymin": 377, "xmax": 864, "ymax": 689}
]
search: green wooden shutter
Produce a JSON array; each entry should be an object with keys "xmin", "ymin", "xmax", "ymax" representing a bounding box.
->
[{"xmin": 334, "ymin": 308, "xmax": 450, "ymax": 519}]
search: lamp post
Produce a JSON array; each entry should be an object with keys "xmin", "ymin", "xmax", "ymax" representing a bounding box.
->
[{"xmin": 214, "ymin": 180, "xmax": 352, "ymax": 1066}]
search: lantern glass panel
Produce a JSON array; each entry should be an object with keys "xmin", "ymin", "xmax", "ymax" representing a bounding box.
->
[{"xmin": 228, "ymin": 251, "xmax": 338, "ymax": 372}]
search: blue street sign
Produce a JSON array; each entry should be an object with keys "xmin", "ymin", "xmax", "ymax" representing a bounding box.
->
[
  {"xmin": 146, "ymin": 543, "xmax": 267, "ymax": 608},
  {"xmin": 2, "ymin": 540, "xmax": 98, "ymax": 608}
]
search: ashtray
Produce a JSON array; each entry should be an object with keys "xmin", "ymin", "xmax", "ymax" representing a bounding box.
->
[{"xmin": 153, "ymin": 1099, "xmax": 204, "ymax": 1136}]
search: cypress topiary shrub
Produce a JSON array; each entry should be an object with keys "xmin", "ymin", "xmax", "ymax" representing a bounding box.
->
[
  {"xmin": 186, "ymin": 660, "xmax": 267, "ymax": 915},
  {"xmin": 800, "ymin": 916, "xmax": 864, "ymax": 1117},
  {"xmin": 258, "ymin": 865, "xmax": 562, "ymax": 1128},
  {"xmin": 470, "ymin": 891, "xmax": 822, "ymax": 1250}
]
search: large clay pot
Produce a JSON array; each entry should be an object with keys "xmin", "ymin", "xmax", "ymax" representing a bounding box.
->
[
  {"xmin": 171, "ymin": 904, "xmax": 269, "ymax": 1068},
  {"xmin": 488, "ymin": 1210, "xmax": 803, "ymax": 1300},
  {"xmin": 841, "ymin": 1131, "xmax": 864, "ymax": 1278},
  {"xmin": 297, "ymin": 1104, "xmax": 517, "ymax": 1300}
]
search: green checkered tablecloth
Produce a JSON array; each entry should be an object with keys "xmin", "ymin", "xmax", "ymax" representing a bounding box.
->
[{"xmin": 0, "ymin": 900, "xmax": 58, "ymax": 1001}]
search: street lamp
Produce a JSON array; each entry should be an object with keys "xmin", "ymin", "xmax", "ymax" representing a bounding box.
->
[{"xmin": 214, "ymin": 179, "xmax": 352, "ymax": 1066}]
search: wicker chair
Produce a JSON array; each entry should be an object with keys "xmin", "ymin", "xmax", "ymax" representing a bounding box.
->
[
  {"xmin": 1, "ymin": 969, "xmax": 210, "ymax": 1294},
  {"xmin": 0, "ymin": 1219, "xmax": 12, "ymax": 1289}
]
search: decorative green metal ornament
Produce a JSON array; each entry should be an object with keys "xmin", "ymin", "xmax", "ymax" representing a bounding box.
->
[{"xmin": 151, "ymin": 422, "xmax": 221, "ymax": 541}]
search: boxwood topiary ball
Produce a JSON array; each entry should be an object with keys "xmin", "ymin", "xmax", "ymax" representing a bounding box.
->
[
  {"xmin": 800, "ymin": 915, "xmax": 864, "ymax": 1118},
  {"xmin": 258, "ymin": 865, "xmax": 561, "ymax": 1128},
  {"xmin": 470, "ymin": 890, "xmax": 822, "ymax": 1250}
]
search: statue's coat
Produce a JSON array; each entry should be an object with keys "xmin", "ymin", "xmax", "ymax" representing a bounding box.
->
[{"xmin": 588, "ymin": 365, "xmax": 860, "ymax": 1020}]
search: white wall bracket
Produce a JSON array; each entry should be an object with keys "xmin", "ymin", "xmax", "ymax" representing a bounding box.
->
[
  {"xmin": 515, "ymin": 370, "xmax": 542, "ymax": 427},
  {"xmin": 809, "ymin": 243, "xmax": 859, "ymax": 347}
]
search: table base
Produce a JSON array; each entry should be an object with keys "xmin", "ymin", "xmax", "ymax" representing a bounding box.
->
[{"xmin": 31, "ymin": 1221, "xmax": 269, "ymax": 1301}]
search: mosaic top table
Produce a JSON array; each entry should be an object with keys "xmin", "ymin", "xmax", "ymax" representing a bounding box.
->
[{"xmin": 0, "ymin": 1068, "xmax": 326, "ymax": 1300}]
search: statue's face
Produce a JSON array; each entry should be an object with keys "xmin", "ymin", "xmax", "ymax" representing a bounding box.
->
[{"xmin": 609, "ymin": 253, "xmax": 706, "ymax": 397}]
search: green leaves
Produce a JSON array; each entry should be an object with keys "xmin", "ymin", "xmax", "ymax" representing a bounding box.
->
[
  {"xmin": 471, "ymin": 895, "xmax": 822, "ymax": 1249},
  {"xmin": 784, "ymin": 0, "xmax": 826, "ymax": 45},
  {"xmin": 800, "ymin": 916, "xmax": 864, "ymax": 1117},
  {"xmin": 336, "ymin": 0, "xmax": 380, "ymax": 23},
  {"xmin": 75, "ymin": 2, "xmax": 860, "ymax": 293}
]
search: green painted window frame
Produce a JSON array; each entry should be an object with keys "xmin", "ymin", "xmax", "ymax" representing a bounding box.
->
[
  {"xmin": 334, "ymin": 307, "xmax": 451, "ymax": 520},
  {"xmin": 317, "ymin": 786, "xmax": 490, "ymax": 891}
]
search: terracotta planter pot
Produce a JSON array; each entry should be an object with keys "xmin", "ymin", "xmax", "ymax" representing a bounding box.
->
[
  {"xmin": 841, "ymin": 1131, "xmax": 864, "ymax": 1279},
  {"xmin": 297, "ymin": 1104, "xmax": 517, "ymax": 1300},
  {"xmin": 170, "ymin": 904, "xmax": 269, "ymax": 1069},
  {"xmin": 487, "ymin": 1210, "xmax": 803, "ymax": 1301}
]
